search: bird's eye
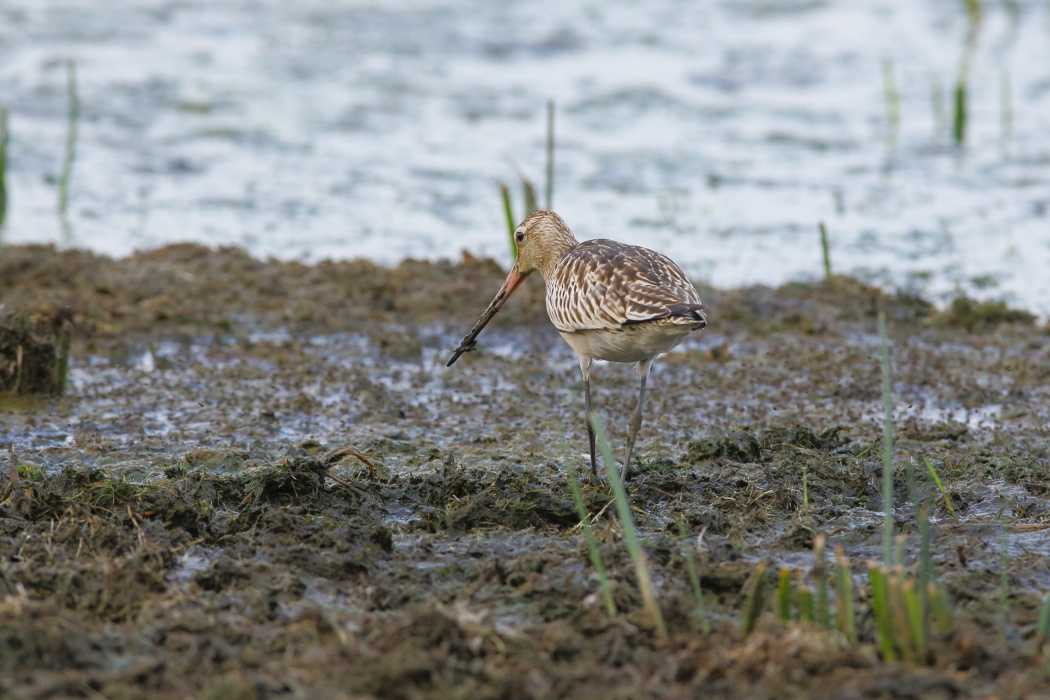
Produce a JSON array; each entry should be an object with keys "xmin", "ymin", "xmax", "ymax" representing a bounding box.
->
[{"xmin": 515, "ymin": 231, "xmax": 524, "ymax": 243}]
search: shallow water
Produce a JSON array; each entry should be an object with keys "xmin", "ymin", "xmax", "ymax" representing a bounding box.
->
[{"xmin": 2, "ymin": 0, "xmax": 1049, "ymax": 312}]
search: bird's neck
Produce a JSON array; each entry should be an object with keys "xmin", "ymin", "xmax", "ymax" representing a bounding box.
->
[{"xmin": 534, "ymin": 231, "xmax": 579, "ymax": 280}]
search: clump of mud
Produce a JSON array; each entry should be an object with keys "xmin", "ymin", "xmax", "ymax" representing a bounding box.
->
[{"xmin": 0, "ymin": 309, "xmax": 71, "ymax": 396}]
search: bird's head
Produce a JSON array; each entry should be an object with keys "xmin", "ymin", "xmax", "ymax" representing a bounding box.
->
[
  {"xmin": 512, "ymin": 210, "xmax": 579, "ymax": 278},
  {"xmin": 446, "ymin": 210, "xmax": 579, "ymax": 367}
]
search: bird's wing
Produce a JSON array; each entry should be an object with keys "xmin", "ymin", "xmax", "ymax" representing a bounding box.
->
[{"xmin": 546, "ymin": 240, "xmax": 704, "ymax": 333}]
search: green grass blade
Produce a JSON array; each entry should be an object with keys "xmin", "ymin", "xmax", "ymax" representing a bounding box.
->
[
  {"xmin": 58, "ymin": 59, "xmax": 80, "ymax": 234},
  {"xmin": 903, "ymin": 580, "xmax": 926, "ymax": 660},
  {"xmin": 590, "ymin": 413, "xmax": 667, "ymax": 639},
  {"xmin": 882, "ymin": 59, "xmax": 899, "ymax": 154},
  {"xmin": 1035, "ymin": 591, "xmax": 1050, "ymax": 653},
  {"xmin": 952, "ymin": 69, "xmax": 967, "ymax": 146},
  {"xmin": 677, "ymin": 521, "xmax": 710, "ymax": 633},
  {"xmin": 802, "ymin": 465, "xmax": 810, "ymax": 523},
  {"xmin": 522, "ymin": 178, "xmax": 538, "ymax": 217},
  {"xmin": 813, "ymin": 534, "xmax": 830, "ymax": 628},
  {"xmin": 818, "ymin": 221, "xmax": 832, "ymax": 279},
  {"xmin": 878, "ymin": 311, "xmax": 895, "ymax": 565},
  {"xmin": 923, "ymin": 457, "xmax": 958, "ymax": 520},
  {"xmin": 917, "ymin": 504, "xmax": 933, "ymax": 608},
  {"xmin": 742, "ymin": 561, "xmax": 768, "ymax": 635},
  {"xmin": 962, "ymin": 0, "xmax": 982, "ymax": 29},
  {"xmin": 545, "ymin": 99, "xmax": 554, "ymax": 211},
  {"xmin": 53, "ymin": 319, "xmax": 72, "ymax": 394},
  {"xmin": 566, "ymin": 459, "xmax": 616, "ymax": 616},
  {"xmin": 868, "ymin": 562, "xmax": 897, "ymax": 661},
  {"xmin": 500, "ymin": 183, "xmax": 517, "ymax": 257},
  {"xmin": 999, "ymin": 518, "xmax": 1010, "ymax": 632},
  {"xmin": 776, "ymin": 566, "xmax": 792, "ymax": 622},
  {"xmin": 0, "ymin": 107, "xmax": 8, "ymax": 234},
  {"xmin": 889, "ymin": 567, "xmax": 916, "ymax": 663},
  {"xmin": 835, "ymin": 547, "xmax": 856, "ymax": 644},
  {"xmin": 797, "ymin": 579, "xmax": 814, "ymax": 623}
]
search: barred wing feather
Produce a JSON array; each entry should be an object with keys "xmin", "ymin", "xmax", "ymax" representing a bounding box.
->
[{"xmin": 546, "ymin": 240, "xmax": 704, "ymax": 333}]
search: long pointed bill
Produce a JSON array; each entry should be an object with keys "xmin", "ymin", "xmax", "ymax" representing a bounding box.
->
[{"xmin": 447, "ymin": 266, "xmax": 530, "ymax": 367}]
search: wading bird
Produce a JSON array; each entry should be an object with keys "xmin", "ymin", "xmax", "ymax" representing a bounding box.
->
[{"xmin": 447, "ymin": 211, "xmax": 706, "ymax": 480}]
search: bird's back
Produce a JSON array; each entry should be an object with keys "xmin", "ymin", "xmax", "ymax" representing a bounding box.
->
[{"xmin": 545, "ymin": 239, "xmax": 705, "ymax": 334}]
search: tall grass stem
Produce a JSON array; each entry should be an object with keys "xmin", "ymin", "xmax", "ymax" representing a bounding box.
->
[
  {"xmin": 0, "ymin": 107, "xmax": 8, "ymax": 234},
  {"xmin": 776, "ymin": 566, "xmax": 792, "ymax": 622},
  {"xmin": 924, "ymin": 457, "xmax": 958, "ymax": 520},
  {"xmin": 952, "ymin": 64, "xmax": 968, "ymax": 146},
  {"xmin": 834, "ymin": 547, "xmax": 856, "ymax": 644},
  {"xmin": 677, "ymin": 521, "xmax": 710, "ymax": 633},
  {"xmin": 590, "ymin": 413, "xmax": 667, "ymax": 639},
  {"xmin": 882, "ymin": 59, "xmax": 900, "ymax": 153},
  {"xmin": 1036, "ymin": 592, "xmax": 1050, "ymax": 652},
  {"xmin": 58, "ymin": 59, "xmax": 80, "ymax": 234},
  {"xmin": 566, "ymin": 460, "xmax": 616, "ymax": 616},
  {"xmin": 500, "ymin": 183, "xmax": 517, "ymax": 257},
  {"xmin": 878, "ymin": 311, "xmax": 896, "ymax": 564},
  {"xmin": 813, "ymin": 534, "xmax": 830, "ymax": 628},
  {"xmin": 523, "ymin": 179, "xmax": 538, "ymax": 217},
  {"xmin": 818, "ymin": 222, "xmax": 832, "ymax": 279},
  {"xmin": 742, "ymin": 561, "xmax": 768, "ymax": 635},
  {"xmin": 869, "ymin": 562, "xmax": 897, "ymax": 661}
]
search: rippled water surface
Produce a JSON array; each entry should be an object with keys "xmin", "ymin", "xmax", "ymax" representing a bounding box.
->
[{"xmin": 2, "ymin": 0, "xmax": 1048, "ymax": 311}]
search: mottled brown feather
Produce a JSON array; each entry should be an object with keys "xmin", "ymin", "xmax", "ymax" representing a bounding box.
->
[{"xmin": 546, "ymin": 239, "xmax": 705, "ymax": 333}]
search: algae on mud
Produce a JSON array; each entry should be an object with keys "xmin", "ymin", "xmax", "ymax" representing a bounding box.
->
[{"xmin": 2, "ymin": 243, "xmax": 1050, "ymax": 699}]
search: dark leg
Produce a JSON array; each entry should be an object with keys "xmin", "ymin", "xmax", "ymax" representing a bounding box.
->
[
  {"xmin": 579, "ymin": 356, "xmax": 597, "ymax": 474},
  {"xmin": 621, "ymin": 359, "xmax": 654, "ymax": 481}
]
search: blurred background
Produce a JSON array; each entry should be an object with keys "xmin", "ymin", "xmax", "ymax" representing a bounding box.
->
[{"xmin": 0, "ymin": 0, "xmax": 1047, "ymax": 313}]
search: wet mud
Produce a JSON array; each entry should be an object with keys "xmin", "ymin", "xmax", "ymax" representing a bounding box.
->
[{"xmin": 2, "ymin": 243, "xmax": 1050, "ymax": 699}]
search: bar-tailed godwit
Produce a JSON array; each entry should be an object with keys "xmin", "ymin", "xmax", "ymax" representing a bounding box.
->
[{"xmin": 448, "ymin": 211, "xmax": 706, "ymax": 480}]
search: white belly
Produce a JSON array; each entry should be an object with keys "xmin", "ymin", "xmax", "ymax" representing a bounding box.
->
[{"xmin": 559, "ymin": 323, "xmax": 693, "ymax": 363}]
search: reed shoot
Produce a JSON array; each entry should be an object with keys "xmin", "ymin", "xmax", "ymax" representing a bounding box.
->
[
  {"xmin": 677, "ymin": 521, "xmax": 710, "ymax": 633},
  {"xmin": 776, "ymin": 566, "xmax": 793, "ymax": 622},
  {"xmin": 882, "ymin": 59, "xmax": 900, "ymax": 153},
  {"xmin": 813, "ymin": 534, "xmax": 830, "ymax": 628},
  {"xmin": 869, "ymin": 562, "xmax": 897, "ymax": 661},
  {"xmin": 903, "ymin": 580, "xmax": 926, "ymax": 659},
  {"xmin": 1035, "ymin": 592, "xmax": 1050, "ymax": 653},
  {"xmin": 742, "ymin": 561, "xmax": 768, "ymax": 635},
  {"xmin": 59, "ymin": 59, "xmax": 80, "ymax": 232},
  {"xmin": 566, "ymin": 460, "xmax": 616, "ymax": 616},
  {"xmin": 952, "ymin": 66, "xmax": 968, "ymax": 146},
  {"xmin": 500, "ymin": 183, "xmax": 517, "ymax": 257},
  {"xmin": 802, "ymin": 466, "xmax": 810, "ymax": 523},
  {"xmin": 590, "ymin": 413, "xmax": 667, "ymax": 639},
  {"xmin": 924, "ymin": 457, "xmax": 958, "ymax": 520},
  {"xmin": 0, "ymin": 107, "xmax": 8, "ymax": 234},
  {"xmin": 834, "ymin": 547, "xmax": 856, "ymax": 644},
  {"xmin": 796, "ymin": 572, "xmax": 814, "ymax": 623},
  {"xmin": 878, "ymin": 311, "xmax": 895, "ymax": 564},
  {"xmin": 523, "ymin": 178, "xmax": 538, "ymax": 217},
  {"xmin": 818, "ymin": 221, "xmax": 831, "ymax": 279}
]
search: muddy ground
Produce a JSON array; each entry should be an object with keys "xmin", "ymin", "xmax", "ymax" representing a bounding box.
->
[{"xmin": 2, "ymin": 243, "xmax": 1050, "ymax": 699}]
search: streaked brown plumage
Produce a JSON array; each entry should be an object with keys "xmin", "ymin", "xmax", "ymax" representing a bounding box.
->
[{"xmin": 448, "ymin": 210, "xmax": 706, "ymax": 479}]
